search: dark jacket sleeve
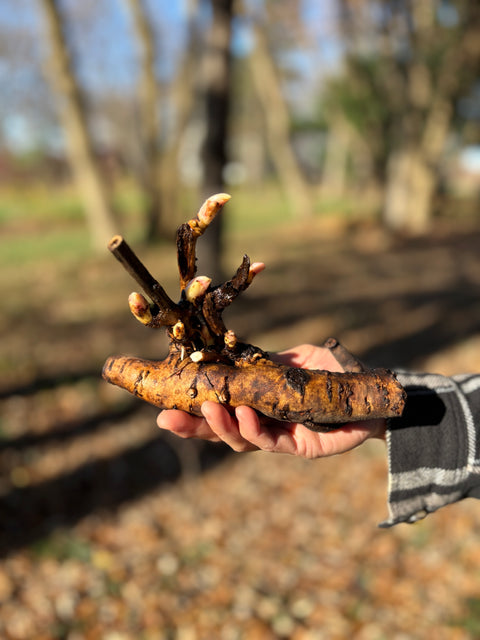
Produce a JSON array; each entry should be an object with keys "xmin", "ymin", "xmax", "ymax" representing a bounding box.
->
[{"xmin": 380, "ymin": 371, "xmax": 480, "ymax": 527}]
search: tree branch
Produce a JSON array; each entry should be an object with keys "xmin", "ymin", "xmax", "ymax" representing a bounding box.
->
[{"xmin": 108, "ymin": 235, "xmax": 179, "ymax": 326}]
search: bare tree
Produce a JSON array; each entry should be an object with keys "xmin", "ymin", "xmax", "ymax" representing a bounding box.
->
[
  {"xmin": 196, "ymin": 0, "xmax": 234, "ymax": 281},
  {"xmin": 125, "ymin": 0, "xmax": 166, "ymax": 240},
  {"xmin": 382, "ymin": 1, "xmax": 480, "ymax": 232},
  {"xmin": 333, "ymin": 0, "xmax": 480, "ymax": 233},
  {"xmin": 39, "ymin": 0, "xmax": 118, "ymax": 251},
  {"xmin": 248, "ymin": 22, "xmax": 316, "ymax": 218},
  {"xmin": 159, "ymin": 0, "xmax": 202, "ymax": 232}
]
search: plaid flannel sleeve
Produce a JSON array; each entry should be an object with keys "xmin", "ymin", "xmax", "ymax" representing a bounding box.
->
[{"xmin": 380, "ymin": 371, "xmax": 480, "ymax": 527}]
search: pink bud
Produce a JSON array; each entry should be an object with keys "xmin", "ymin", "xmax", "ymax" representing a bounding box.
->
[
  {"xmin": 185, "ymin": 276, "xmax": 212, "ymax": 303},
  {"xmin": 128, "ymin": 292, "xmax": 153, "ymax": 325}
]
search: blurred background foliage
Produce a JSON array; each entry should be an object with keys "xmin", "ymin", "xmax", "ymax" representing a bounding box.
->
[
  {"xmin": 1, "ymin": 0, "xmax": 479, "ymax": 258},
  {"xmin": 1, "ymin": 1, "xmax": 480, "ymax": 638}
]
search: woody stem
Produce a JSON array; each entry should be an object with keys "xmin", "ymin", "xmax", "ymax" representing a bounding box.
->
[{"xmin": 108, "ymin": 235, "xmax": 180, "ymax": 325}]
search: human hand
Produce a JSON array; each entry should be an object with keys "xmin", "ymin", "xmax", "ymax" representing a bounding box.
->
[{"xmin": 156, "ymin": 344, "xmax": 386, "ymax": 459}]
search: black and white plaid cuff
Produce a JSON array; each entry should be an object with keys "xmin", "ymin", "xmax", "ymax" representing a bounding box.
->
[{"xmin": 380, "ymin": 372, "xmax": 480, "ymax": 527}]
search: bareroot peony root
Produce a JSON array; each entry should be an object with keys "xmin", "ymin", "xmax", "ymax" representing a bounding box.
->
[{"xmin": 102, "ymin": 194, "xmax": 406, "ymax": 431}]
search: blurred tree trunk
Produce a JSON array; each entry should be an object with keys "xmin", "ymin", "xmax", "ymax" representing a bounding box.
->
[
  {"xmin": 126, "ymin": 0, "xmax": 166, "ymax": 241},
  {"xmin": 381, "ymin": 5, "xmax": 455, "ymax": 233},
  {"xmin": 383, "ymin": 2, "xmax": 479, "ymax": 232},
  {"xmin": 196, "ymin": 0, "xmax": 234, "ymax": 282},
  {"xmin": 40, "ymin": 0, "xmax": 117, "ymax": 251},
  {"xmin": 383, "ymin": 100, "xmax": 451, "ymax": 233},
  {"xmin": 249, "ymin": 24, "xmax": 315, "ymax": 219},
  {"xmin": 320, "ymin": 116, "xmax": 351, "ymax": 199},
  {"xmin": 333, "ymin": 0, "xmax": 480, "ymax": 234},
  {"xmin": 159, "ymin": 0, "xmax": 202, "ymax": 233}
]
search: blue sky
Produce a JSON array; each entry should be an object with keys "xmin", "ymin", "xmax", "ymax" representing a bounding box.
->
[
  {"xmin": 1, "ymin": 0, "xmax": 478, "ymax": 169},
  {"xmin": 0, "ymin": 0, "xmax": 344, "ymax": 152},
  {"xmin": 0, "ymin": 0, "xmax": 193, "ymax": 150}
]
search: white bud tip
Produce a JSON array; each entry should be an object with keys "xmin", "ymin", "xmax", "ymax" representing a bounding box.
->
[
  {"xmin": 224, "ymin": 330, "xmax": 237, "ymax": 349},
  {"xmin": 128, "ymin": 292, "xmax": 153, "ymax": 324},
  {"xmin": 247, "ymin": 262, "xmax": 265, "ymax": 283},
  {"xmin": 172, "ymin": 320, "xmax": 185, "ymax": 340},
  {"xmin": 185, "ymin": 276, "xmax": 212, "ymax": 302},
  {"xmin": 250, "ymin": 262, "xmax": 265, "ymax": 275},
  {"xmin": 210, "ymin": 193, "xmax": 231, "ymax": 205},
  {"xmin": 197, "ymin": 194, "xmax": 231, "ymax": 227}
]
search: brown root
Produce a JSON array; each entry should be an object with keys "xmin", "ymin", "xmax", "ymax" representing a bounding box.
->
[
  {"xmin": 103, "ymin": 194, "xmax": 406, "ymax": 431},
  {"xmin": 103, "ymin": 352, "xmax": 405, "ymax": 432}
]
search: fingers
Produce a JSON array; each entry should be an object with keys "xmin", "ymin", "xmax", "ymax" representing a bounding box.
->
[
  {"xmin": 156, "ymin": 410, "xmax": 221, "ymax": 442},
  {"xmin": 272, "ymin": 344, "xmax": 318, "ymax": 367},
  {"xmin": 157, "ymin": 403, "xmax": 383, "ymax": 459},
  {"xmin": 233, "ymin": 407, "xmax": 381, "ymax": 458},
  {"xmin": 157, "ymin": 402, "xmax": 296, "ymax": 454},
  {"xmin": 201, "ymin": 402, "xmax": 303, "ymax": 455},
  {"xmin": 235, "ymin": 406, "xmax": 299, "ymax": 455},
  {"xmin": 200, "ymin": 402, "xmax": 258, "ymax": 452},
  {"xmin": 272, "ymin": 344, "xmax": 344, "ymax": 372}
]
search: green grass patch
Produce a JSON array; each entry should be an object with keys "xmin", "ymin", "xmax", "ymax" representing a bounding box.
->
[
  {"xmin": 0, "ymin": 227, "xmax": 92, "ymax": 268},
  {"xmin": 0, "ymin": 178, "xmax": 146, "ymax": 227},
  {"xmin": 31, "ymin": 530, "xmax": 92, "ymax": 562},
  {"xmin": 0, "ymin": 179, "xmax": 150, "ymax": 267},
  {"xmin": 451, "ymin": 597, "xmax": 480, "ymax": 635},
  {"xmin": 113, "ymin": 179, "xmax": 147, "ymax": 217},
  {"xmin": 225, "ymin": 183, "xmax": 294, "ymax": 234},
  {"xmin": 224, "ymin": 183, "xmax": 371, "ymax": 234},
  {"xmin": 0, "ymin": 183, "xmax": 85, "ymax": 224},
  {"xmin": 0, "ymin": 180, "xmax": 368, "ymax": 270}
]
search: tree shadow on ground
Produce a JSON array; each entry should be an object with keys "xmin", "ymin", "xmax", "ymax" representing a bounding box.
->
[
  {"xmin": 0, "ymin": 397, "xmax": 230, "ymax": 558},
  {"xmin": 1, "ymin": 225, "xmax": 480, "ymax": 556},
  {"xmin": 230, "ymin": 226, "xmax": 480, "ymax": 369}
]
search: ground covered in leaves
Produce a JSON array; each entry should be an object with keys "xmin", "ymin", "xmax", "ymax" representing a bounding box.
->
[{"xmin": 2, "ymin": 214, "xmax": 480, "ymax": 639}]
